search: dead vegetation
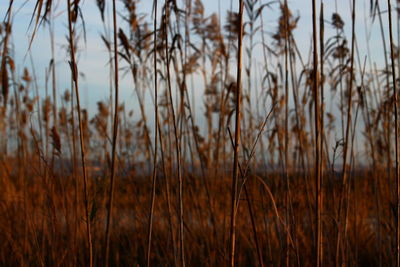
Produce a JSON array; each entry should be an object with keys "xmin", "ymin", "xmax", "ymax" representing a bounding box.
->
[{"xmin": 0, "ymin": 0, "xmax": 400, "ymax": 266}]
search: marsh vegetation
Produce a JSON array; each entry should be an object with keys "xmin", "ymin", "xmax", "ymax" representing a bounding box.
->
[{"xmin": 1, "ymin": 0, "xmax": 400, "ymax": 266}]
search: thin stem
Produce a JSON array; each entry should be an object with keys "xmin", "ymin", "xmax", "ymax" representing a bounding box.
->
[
  {"xmin": 283, "ymin": 1, "xmax": 292, "ymax": 265},
  {"xmin": 336, "ymin": 0, "xmax": 356, "ymax": 264},
  {"xmin": 387, "ymin": 1, "xmax": 400, "ymax": 266},
  {"xmin": 147, "ymin": 0, "xmax": 159, "ymax": 265},
  {"xmin": 311, "ymin": 0, "xmax": 321, "ymax": 265},
  {"xmin": 229, "ymin": 0, "xmax": 244, "ymax": 265},
  {"xmin": 66, "ymin": 1, "xmax": 92, "ymax": 266},
  {"xmin": 318, "ymin": 1, "xmax": 325, "ymax": 265},
  {"xmin": 104, "ymin": 0, "xmax": 120, "ymax": 265},
  {"xmin": 164, "ymin": 1, "xmax": 184, "ymax": 265}
]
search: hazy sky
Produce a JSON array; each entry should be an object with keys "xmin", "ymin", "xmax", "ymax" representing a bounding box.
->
[{"xmin": 0, "ymin": 0, "xmax": 395, "ymax": 122}]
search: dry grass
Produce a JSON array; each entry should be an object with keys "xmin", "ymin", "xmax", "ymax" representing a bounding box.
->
[{"xmin": 0, "ymin": 0, "xmax": 400, "ymax": 266}]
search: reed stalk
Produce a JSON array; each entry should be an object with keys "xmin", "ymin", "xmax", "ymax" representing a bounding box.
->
[
  {"xmin": 164, "ymin": 1, "xmax": 185, "ymax": 265},
  {"xmin": 311, "ymin": 0, "xmax": 321, "ymax": 265},
  {"xmin": 387, "ymin": 1, "xmax": 400, "ymax": 266},
  {"xmin": 104, "ymin": 0, "xmax": 120, "ymax": 265},
  {"xmin": 336, "ymin": 0, "xmax": 356, "ymax": 264},
  {"xmin": 146, "ymin": 0, "xmax": 159, "ymax": 265},
  {"xmin": 318, "ymin": 2, "xmax": 325, "ymax": 265},
  {"xmin": 229, "ymin": 0, "xmax": 244, "ymax": 265},
  {"xmin": 66, "ymin": 0, "xmax": 92, "ymax": 266}
]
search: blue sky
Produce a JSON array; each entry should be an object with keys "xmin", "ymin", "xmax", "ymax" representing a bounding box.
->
[
  {"xmin": 0, "ymin": 0, "xmax": 395, "ymax": 131},
  {"xmin": 1, "ymin": 0, "xmax": 398, "ymax": 164},
  {"xmin": 1, "ymin": 1, "xmax": 390, "ymax": 89}
]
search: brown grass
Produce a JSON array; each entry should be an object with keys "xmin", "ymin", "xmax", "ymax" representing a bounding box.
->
[{"xmin": 0, "ymin": 0, "xmax": 400, "ymax": 266}]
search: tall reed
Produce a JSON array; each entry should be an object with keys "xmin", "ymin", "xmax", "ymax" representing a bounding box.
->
[
  {"xmin": 66, "ymin": 0, "xmax": 92, "ymax": 266},
  {"xmin": 311, "ymin": 0, "xmax": 321, "ymax": 264},
  {"xmin": 146, "ymin": 0, "xmax": 159, "ymax": 265},
  {"xmin": 104, "ymin": 0, "xmax": 120, "ymax": 265},
  {"xmin": 387, "ymin": 1, "xmax": 400, "ymax": 266},
  {"xmin": 336, "ymin": 0, "xmax": 356, "ymax": 264},
  {"xmin": 163, "ymin": 1, "xmax": 185, "ymax": 265},
  {"xmin": 229, "ymin": 0, "xmax": 244, "ymax": 266}
]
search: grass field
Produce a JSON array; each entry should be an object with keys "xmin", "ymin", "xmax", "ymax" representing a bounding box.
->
[{"xmin": 1, "ymin": 0, "xmax": 400, "ymax": 266}]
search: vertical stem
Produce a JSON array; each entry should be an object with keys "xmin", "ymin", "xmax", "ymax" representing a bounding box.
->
[
  {"xmin": 319, "ymin": 2, "xmax": 325, "ymax": 265},
  {"xmin": 388, "ymin": 1, "xmax": 400, "ymax": 266},
  {"xmin": 377, "ymin": 1, "xmax": 393, "ymax": 196},
  {"xmin": 50, "ymin": 15, "xmax": 57, "ymax": 129},
  {"xmin": 164, "ymin": 1, "xmax": 184, "ymax": 265},
  {"xmin": 104, "ymin": 0, "xmax": 119, "ymax": 265},
  {"xmin": 283, "ymin": 1, "xmax": 292, "ymax": 265},
  {"xmin": 311, "ymin": 0, "xmax": 321, "ymax": 265},
  {"xmin": 66, "ymin": 1, "xmax": 92, "ymax": 266},
  {"xmin": 70, "ymin": 66, "xmax": 79, "ymax": 266},
  {"xmin": 336, "ymin": 0, "xmax": 356, "ymax": 264},
  {"xmin": 147, "ymin": 0, "xmax": 158, "ymax": 265},
  {"xmin": 229, "ymin": 0, "xmax": 244, "ymax": 265},
  {"xmin": 0, "ymin": 0, "xmax": 13, "ymax": 161}
]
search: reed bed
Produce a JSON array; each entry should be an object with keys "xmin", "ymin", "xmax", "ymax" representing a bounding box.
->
[{"xmin": 0, "ymin": 0, "xmax": 400, "ymax": 266}]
